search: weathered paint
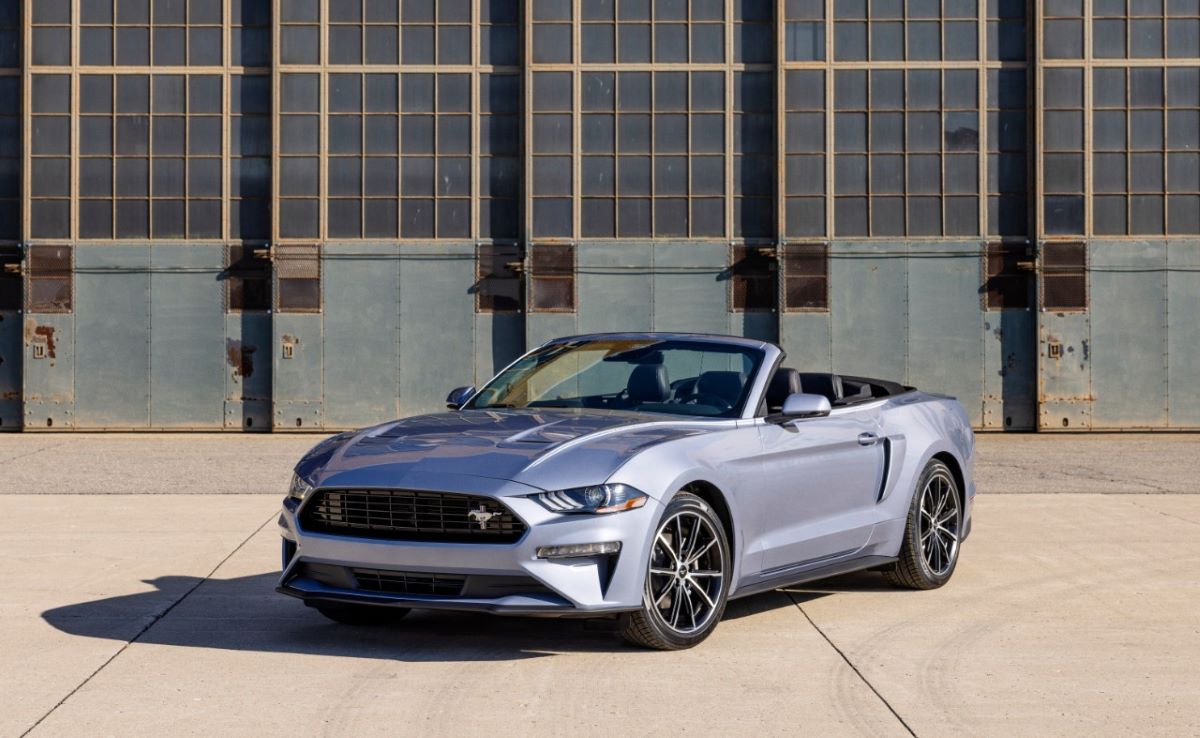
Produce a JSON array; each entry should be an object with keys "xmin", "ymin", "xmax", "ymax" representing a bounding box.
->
[
  {"xmin": 1167, "ymin": 240, "xmax": 1200, "ymax": 427},
  {"xmin": 74, "ymin": 245, "xmax": 151, "ymax": 429},
  {"xmin": 22, "ymin": 313, "xmax": 75, "ymax": 430},
  {"xmin": 322, "ymin": 243, "xmax": 400, "ymax": 428},
  {"xmin": 831, "ymin": 242, "xmax": 908, "ymax": 382},
  {"xmin": 907, "ymin": 242, "xmax": 985, "ymax": 427},
  {"xmin": 779, "ymin": 311, "xmax": 832, "ymax": 373},
  {"xmin": 577, "ymin": 242, "xmax": 654, "ymax": 335},
  {"xmin": 982, "ymin": 308, "xmax": 1037, "ymax": 431},
  {"xmin": 1038, "ymin": 308, "xmax": 1093, "ymax": 431},
  {"xmin": 224, "ymin": 312, "xmax": 272, "ymax": 430},
  {"xmin": 1090, "ymin": 241, "xmax": 1168, "ymax": 429},
  {"xmin": 149, "ymin": 245, "xmax": 226, "ymax": 428},
  {"xmin": 273, "ymin": 317, "xmax": 323, "ymax": 430},
  {"xmin": 0, "ymin": 310, "xmax": 20, "ymax": 430},
  {"xmin": 652, "ymin": 242, "xmax": 730, "ymax": 334}
]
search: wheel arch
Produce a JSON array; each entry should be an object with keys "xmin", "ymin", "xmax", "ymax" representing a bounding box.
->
[
  {"xmin": 930, "ymin": 450, "xmax": 967, "ymax": 510},
  {"xmin": 677, "ymin": 479, "xmax": 736, "ymax": 564}
]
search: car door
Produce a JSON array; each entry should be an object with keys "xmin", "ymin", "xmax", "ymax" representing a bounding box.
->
[{"xmin": 754, "ymin": 405, "xmax": 885, "ymax": 573}]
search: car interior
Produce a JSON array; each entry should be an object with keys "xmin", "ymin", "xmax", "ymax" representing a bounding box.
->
[{"xmin": 763, "ymin": 367, "xmax": 913, "ymax": 414}]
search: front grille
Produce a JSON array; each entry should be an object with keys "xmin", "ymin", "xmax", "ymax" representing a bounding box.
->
[
  {"xmin": 300, "ymin": 489, "xmax": 526, "ymax": 543},
  {"xmin": 352, "ymin": 568, "xmax": 466, "ymax": 597}
]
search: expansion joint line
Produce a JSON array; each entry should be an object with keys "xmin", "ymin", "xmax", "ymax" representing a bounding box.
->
[
  {"xmin": 20, "ymin": 513, "xmax": 277, "ymax": 738},
  {"xmin": 787, "ymin": 592, "xmax": 918, "ymax": 738}
]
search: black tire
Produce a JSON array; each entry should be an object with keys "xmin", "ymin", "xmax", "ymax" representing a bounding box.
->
[
  {"xmin": 619, "ymin": 492, "xmax": 731, "ymax": 650},
  {"xmin": 883, "ymin": 459, "xmax": 963, "ymax": 590},
  {"xmin": 311, "ymin": 602, "xmax": 411, "ymax": 626}
]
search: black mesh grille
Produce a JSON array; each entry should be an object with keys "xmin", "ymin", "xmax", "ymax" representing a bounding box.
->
[
  {"xmin": 352, "ymin": 568, "xmax": 466, "ymax": 597},
  {"xmin": 300, "ymin": 489, "xmax": 526, "ymax": 543}
]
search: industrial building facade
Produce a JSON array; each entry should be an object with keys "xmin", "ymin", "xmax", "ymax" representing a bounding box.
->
[{"xmin": 0, "ymin": 0, "xmax": 1198, "ymax": 432}]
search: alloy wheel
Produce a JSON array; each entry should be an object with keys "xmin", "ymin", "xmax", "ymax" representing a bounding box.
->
[
  {"xmin": 646, "ymin": 510, "xmax": 726, "ymax": 635},
  {"xmin": 918, "ymin": 469, "xmax": 960, "ymax": 576}
]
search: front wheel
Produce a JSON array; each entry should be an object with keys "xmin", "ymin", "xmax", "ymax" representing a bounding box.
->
[
  {"xmin": 619, "ymin": 492, "xmax": 730, "ymax": 650},
  {"xmin": 882, "ymin": 459, "xmax": 963, "ymax": 590}
]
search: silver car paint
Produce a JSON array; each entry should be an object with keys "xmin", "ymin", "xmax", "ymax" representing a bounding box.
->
[{"xmin": 279, "ymin": 333, "xmax": 974, "ymax": 615}]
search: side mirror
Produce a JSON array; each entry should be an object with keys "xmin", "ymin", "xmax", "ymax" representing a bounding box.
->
[
  {"xmin": 445, "ymin": 385, "xmax": 476, "ymax": 410},
  {"xmin": 778, "ymin": 392, "xmax": 832, "ymax": 420}
]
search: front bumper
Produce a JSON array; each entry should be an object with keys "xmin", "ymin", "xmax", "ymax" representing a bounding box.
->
[{"xmin": 277, "ymin": 472, "xmax": 661, "ymax": 617}]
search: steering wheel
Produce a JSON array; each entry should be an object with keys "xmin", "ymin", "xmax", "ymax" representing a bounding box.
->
[{"xmin": 677, "ymin": 392, "xmax": 734, "ymax": 412}]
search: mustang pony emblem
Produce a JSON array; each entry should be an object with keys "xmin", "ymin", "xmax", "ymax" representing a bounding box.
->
[{"xmin": 467, "ymin": 506, "xmax": 501, "ymax": 530}]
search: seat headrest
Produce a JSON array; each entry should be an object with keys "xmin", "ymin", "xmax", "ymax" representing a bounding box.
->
[
  {"xmin": 766, "ymin": 368, "xmax": 801, "ymax": 410},
  {"xmin": 798, "ymin": 372, "xmax": 844, "ymax": 402},
  {"xmin": 697, "ymin": 371, "xmax": 746, "ymax": 404},
  {"xmin": 627, "ymin": 364, "xmax": 670, "ymax": 403}
]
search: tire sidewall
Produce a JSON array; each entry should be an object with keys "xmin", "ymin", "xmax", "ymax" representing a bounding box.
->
[
  {"xmin": 908, "ymin": 460, "xmax": 961, "ymax": 586},
  {"xmin": 638, "ymin": 492, "xmax": 731, "ymax": 649}
]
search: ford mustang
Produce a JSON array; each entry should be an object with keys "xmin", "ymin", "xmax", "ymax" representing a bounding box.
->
[{"xmin": 277, "ymin": 333, "xmax": 974, "ymax": 650}]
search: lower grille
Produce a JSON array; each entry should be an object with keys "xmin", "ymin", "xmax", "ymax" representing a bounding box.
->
[
  {"xmin": 352, "ymin": 568, "xmax": 465, "ymax": 597},
  {"xmin": 300, "ymin": 488, "xmax": 526, "ymax": 543}
]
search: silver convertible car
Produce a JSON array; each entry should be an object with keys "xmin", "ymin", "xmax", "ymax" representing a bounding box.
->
[{"xmin": 278, "ymin": 333, "xmax": 974, "ymax": 650}]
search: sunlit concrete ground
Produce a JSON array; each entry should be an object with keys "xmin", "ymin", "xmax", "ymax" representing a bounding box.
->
[{"xmin": 2, "ymin": 433, "xmax": 1198, "ymax": 737}]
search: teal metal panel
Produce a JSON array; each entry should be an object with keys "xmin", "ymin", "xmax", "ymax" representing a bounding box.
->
[
  {"xmin": 831, "ymin": 242, "xmax": 908, "ymax": 380},
  {"xmin": 525, "ymin": 311, "xmax": 576, "ymax": 351},
  {"xmin": 908, "ymin": 242, "xmax": 985, "ymax": 425},
  {"xmin": 149, "ymin": 245, "xmax": 225, "ymax": 428},
  {"xmin": 22, "ymin": 313, "xmax": 75, "ymax": 429},
  {"xmin": 652, "ymin": 242, "xmax": 728, "ymax": 333},
  {"xmin": 577, "ymin": 242, "xmax": 653, "ymax": 333},
  {"xmin": 399, "ymin": 243, "xmax": 475, "ymax": 416},
  {"xmin": 982, "ymin": 309, "xmax": 1037, "ymax": 430},
  {"xmin": 322, "ymin": 243, "xmax": 400, "ymax": 428},
  {"xmin": 1038, "ymin": 311, "xmax": 1092, "ymax": 431},
  {"xmin": 734, "ymin": 312, "xmax": 778, "ymax": 343},
  {"xmin": 1090, "ymin": 240, "xmax": 1168, "ymax": 429},
  {"xmin": 0, "ymin": 311, "xmax": 21, "ymax": 430},
  {"xmin": 1167, "ymin": 240, "xmax": 1200, "ymax": 427},
  {"xmin": 474, "ymin": 313, "xmax": 524, "ymax": 386},
  {"xmin": 224, "ymin": 312, "xmax": 272, "ymax": 431},
  {"xmin": 273, "ymin": 312, "xmax": 323, "ymax": 430},
  {"xmin": 75, "ymin": 245, "xmax": 151, "ymax": 429},
  {"xmin": 779, "ymin": 312, "xmax": 831, "ymax": 371}
]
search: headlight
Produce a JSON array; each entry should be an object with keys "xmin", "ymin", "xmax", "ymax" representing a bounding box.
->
[
  {"xmin": 531, "ymin": 484, "xmax": 648, "ymax": 514},
  {"xmin": 288, "ymin": 473, "xmax": 314, "ymax": 501}
]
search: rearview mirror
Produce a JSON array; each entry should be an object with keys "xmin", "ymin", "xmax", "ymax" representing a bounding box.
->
[
  {"xmin": 445, "ymin": 385, "xmax": 476, "ymax": 410},
  {"xmin": 779, "ymin": 393, "xmax": 832, "ymax": 420}
]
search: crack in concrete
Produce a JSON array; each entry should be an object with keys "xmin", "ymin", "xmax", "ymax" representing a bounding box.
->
[
  {"xmin": 1126, "ymin": 498, "xmax": 1200, "ymax": 528},
  {"xmin": 0, "ymin": 442, "xmax": 66, "ymax": 466},
  {"xmin": 19, "ymin": 513, "xmax": 276, "ymax": 738},
  {"xmin": 788, "ymin": 592, "xmax": 918, "ymax": 737}
]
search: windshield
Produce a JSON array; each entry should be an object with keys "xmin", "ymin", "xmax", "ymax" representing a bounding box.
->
[{"xmin": 466, "ymin": 339, "xmax": 765, "ymax": 418}]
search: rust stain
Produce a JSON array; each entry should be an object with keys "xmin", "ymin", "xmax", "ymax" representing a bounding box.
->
[
  {"xmin": 226, "ymin": 339, "xmax": 257, "ymax": 379},
  {"xmin": 1, "ymin": 390, "xmax": 18, "ymax": 400},
  {"xmin": 33, "ymin": 325, "xmax": 57, "ymax": 359}
]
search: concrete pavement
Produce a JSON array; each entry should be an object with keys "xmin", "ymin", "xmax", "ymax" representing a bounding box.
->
[{"xmin": 2, "ymin": 434, "xmax": 1199, "ymax": 737}]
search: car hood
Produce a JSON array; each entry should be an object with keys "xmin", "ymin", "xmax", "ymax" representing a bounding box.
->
[{"xmin": 296, "ymin": 408, "xmax": 718, "ymax": 492}]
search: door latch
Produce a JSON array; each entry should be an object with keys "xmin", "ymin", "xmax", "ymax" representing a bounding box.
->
[
  {"xmin": 858, "ymin": 432, "xmax": 878, "ymax": 446},
  {"xmin": 1047, "ymin": 341, "xmax": 1063, "ymax": 359}
]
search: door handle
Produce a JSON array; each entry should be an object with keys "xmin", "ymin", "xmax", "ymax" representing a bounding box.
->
[{"xmin": 858, "ymin": 432, "xmax": 878, "ymax": 446}]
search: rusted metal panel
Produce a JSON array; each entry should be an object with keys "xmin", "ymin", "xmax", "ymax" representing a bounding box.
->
[
  {"xmin": 322, "ymin": 243, "xmax": 400, "ymax": 428},
  {"xmin": 982, "ymin": 308, "xmax": 1037, "ymax": 431},
  {"xmin": 830, "ymin": 242, "xmax": 908, "ymax": 381},
  {"xmin": 398, "ymin": 243, "xmax": 476, "ymax": 417},
  {"xmin": 149, "ymin": 245, "xmax": 225, "ymax": 428},
  {"xmin": 22, "ymin": 312, "xmax": 74, "ymax": 430},
  {"xmin": 577, "ymin": 242, "xmax": 654, "ymax": 334},
  {"xmin": 224, "ymin": 312, "xmax": 272, "ymax": 431},
  {"xmin": 1090, "ymin": 240, "xmax": 1168, "ymax": 429},
  {"xmin": 0, "ymin": 310, "xmax": 21, "ymax": 430},
  {"xmin": 74, "ymin": 245, "xmax": 151, "ymax": 429},
  {"xmin": 1038, "ymin": 310, "xmax": 1093, "ymax": 431},
  {"xmin": 1167, "ymin": 240, "xmax": 1200, "ymax": 428},
  {"xmin": 908, "ymin": 242, "xmax": 986, "ymax": 427},
  {"xmin": 273, "ymin": 310, "xmax": 323, "ymax": 431}
]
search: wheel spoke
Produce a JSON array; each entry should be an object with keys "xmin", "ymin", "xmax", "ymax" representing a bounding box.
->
[
  {"xmin": 685, "ymin": 538, "xmax": 716, "ymax": 566},
  {"xmin": 656, "ymin": 533, "xmax": 680, "ymax": 565},
  {"xmin": 683, "ymin": 584, "xmax": 698, "ymax": 629},
  {"xmin": 668, "ymin": 584, "xmax": 683, "ymax": 627},
  {"xmin": 690, "ymin": 569, "xmax": 722, "ymax": 577},
  {"xmin": 687, "ymin": 578, "xmax": 716, "ymax": 609},
  {"xmin": 649, "ymin": 567, "xmax": 675, "ymax": 576}
]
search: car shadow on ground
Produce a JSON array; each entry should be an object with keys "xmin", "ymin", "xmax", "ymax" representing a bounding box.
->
[{"xmin": 41, "ymin": 571, "xmax": 899, "ymax": 661}]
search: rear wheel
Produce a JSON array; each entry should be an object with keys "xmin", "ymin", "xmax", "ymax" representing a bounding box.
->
[
  {"xmin": 311, "ymin": 602, "xmax": 411, "ymax": 626},
  {"xmin": 883, "ymin": 459, "xmax": 962, "ymax": 589},
  {"xmin": 619, "ymin": 492, "xmax": 730, "ymax": 650}
]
